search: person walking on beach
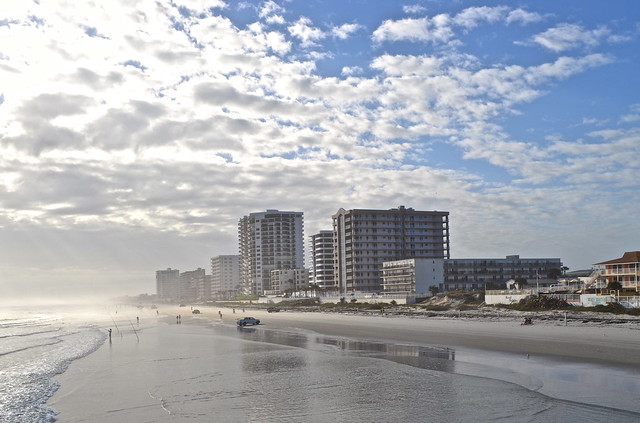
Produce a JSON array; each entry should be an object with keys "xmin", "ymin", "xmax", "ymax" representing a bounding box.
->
[
  {"xmin": 108, "ymin": 329, "xmax": 112, "ymax": 341},
  {"xmin": 137, "ymin": 316, "xmax": 139, "ymax": 324},
  {"xmin": 218, "ymin": 311, "xmax": 222, "ymax": 319}
]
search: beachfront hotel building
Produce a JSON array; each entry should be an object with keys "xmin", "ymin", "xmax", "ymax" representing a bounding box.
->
[
  {"xmin": 594, "ymin": 251, "xmax": 640, "ymax": 292},
  {"xmin": 210, "ymin": 255, "xmax": 241, "ymax": 300},
  {"xmin": 443, "ymin": 255, "xmax": 562, "ymax": 291},
  {"xmin": 310, "ymin": 230, "xmax": 336, "ymax": 291},
  {"xmin": 156, "ymin": 268, "xmax": 180, "ymax": 300},
  {"xmin": 333, "ymin": 206, "xmax": 450, "ymax": 293},
  {"xmin": 238, "ymin": 210, "xmax": 305, "ymax": 296},
  {"xmin": 382, "ymin": 258, "xmax": 444, "ymax": 296}
]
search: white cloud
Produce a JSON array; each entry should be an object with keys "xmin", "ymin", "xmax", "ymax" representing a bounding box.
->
[
  {"xmin": 373, "ymin": 6, "xmax": 541, "ymax": 45},
  {"xmin": 259, "ymin": 0, "xmax": 283, "ymax": 18},
  {"xmin": 340, "ymin": 66, "xmax": 363, "ymax": 77},
  {"xmin": 288, "ymin": 16, "xmax": 325, "ymax": 47},
  {"xmin": 331, "ymin": 23, "xmax": 363, "ymax": 40},
  {"xmin": 174, "ymin": 0, "xmax": 227, "ymax": 14},
  {"xmin": 453, "ymin": 6, "xmax": 509, "ymax": 29},
  {"xmin": 259, "ymin": 0, "xmax": 285, "ymax": 24},
  {"xmin": 532, "ymin": 23, "xmax": 612, "ymax": 52},
  {"xmin": 403, "ymin": 5, "xmax": 426, "ymax": 15},
  {"xmin": 372, "ymin": 15, "xmax": 454, "ymax": 44},
  {"xmin": 620, "ymin": 114, "xmax": 640, "ymax": 123},
  {"xmin": 505, "ymin": 9, "xmax": 544, "ymax": 25}
]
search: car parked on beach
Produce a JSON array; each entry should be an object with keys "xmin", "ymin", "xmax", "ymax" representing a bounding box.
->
[
  {"xmin": 267, "ymin": 307, "xmax": 280, "ymax": 313},
  {"xmin": 237, "ymin": 317, "xmax": 260, "ymax": 326},
  {"xmin": 192, "ymin": 309, "xmax": 200, "ymax": 314}
]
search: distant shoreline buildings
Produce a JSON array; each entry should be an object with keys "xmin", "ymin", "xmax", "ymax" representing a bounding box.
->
[{"xmin": 154, "ymin": 205, "xmax": 577, "ymax": 302}]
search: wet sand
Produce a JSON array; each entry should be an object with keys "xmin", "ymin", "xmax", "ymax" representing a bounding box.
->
[
  {"xmin": 203, "ymin": 305, "xmax": 640, "ymax": 365},
  {"xmin": 47, "ymin": 305, "xmax": 640, "ymax": 421}
]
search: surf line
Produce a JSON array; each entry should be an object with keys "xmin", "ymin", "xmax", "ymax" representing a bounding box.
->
[{"xmin": 148, "ymin": 391, "xmax": 171, "ymax": 415}]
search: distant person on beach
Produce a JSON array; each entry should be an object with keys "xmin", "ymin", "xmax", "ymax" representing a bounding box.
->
[
  {"xmin": 218, "ymin": 311, "xmax": 222, "ymax": 318},
  {"xmin": 108, "ymin": 329, "xmax": 112, "ymax": 340},
  {"xmin": 233, "ymin": 308, "xmax": 235, "ymax": 314},
  {"xmin": 137, "ymin": 316, "xmax": 139, "ymax": 324}
]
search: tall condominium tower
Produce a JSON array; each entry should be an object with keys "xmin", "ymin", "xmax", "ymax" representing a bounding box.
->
[
  {"xmin": 211, "ymin": 255, "xmax": 241, "ymax": 299},
  {"xmin": 310, "ymin": 230, "xmax": 336, "ymax": 291},
  {"xmin": 180, "ymin": 268, "xmax": 206, "ymax": 301},
  {"xmin": 333, "ymin": 206, "xmax": 450, "ymax": 293},
  {"xmin": 238, "ymin": 210, "xmax": 304, "ymax": 296},
  {"xmin": 156, "ymin": 268, "xmax": 180, "ymax": 300}
]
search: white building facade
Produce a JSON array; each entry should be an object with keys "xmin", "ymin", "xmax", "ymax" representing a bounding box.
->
[
  {"xmin": 238, "ymin": 210, "xmax": 305, "ymax": 296},
  {"xmin": 211, "ymin": 255, "xmax": 241, "ymax": 299},
  {"xmin": 310, "ymin": 230, "xmax": 335, "ymax": 291},
  {"xmin": 382, "ymin": 258, "xmax": 444, "ymax": 296}
]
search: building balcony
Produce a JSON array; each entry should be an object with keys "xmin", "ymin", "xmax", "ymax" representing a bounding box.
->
[{"xmin": 603, "ymin": 268, "xmax": 640, "ymax": 276}]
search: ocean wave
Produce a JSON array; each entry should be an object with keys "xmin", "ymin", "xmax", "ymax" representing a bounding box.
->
[{"xmin": 0, "ymin": 318, "xmax": 106, "ymax": 423}]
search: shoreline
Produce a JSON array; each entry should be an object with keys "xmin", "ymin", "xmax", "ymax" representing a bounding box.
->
[{"xmin": 47, "ymin": 304, "xmax": 640, "ymax": 419}]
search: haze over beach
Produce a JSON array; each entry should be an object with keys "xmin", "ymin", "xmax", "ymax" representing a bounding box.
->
[{"xmin": 1, "ymin": 0, "xmax": 639, "ymax": 301}]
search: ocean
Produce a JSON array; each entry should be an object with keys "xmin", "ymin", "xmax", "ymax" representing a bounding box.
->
[
  {"xmin": 0, "ymin": 306, "xmax": 106, "ymax": 422},
  {"xmin": 2, "ymin": 306, "xmax": 639, "ymax": 422}
]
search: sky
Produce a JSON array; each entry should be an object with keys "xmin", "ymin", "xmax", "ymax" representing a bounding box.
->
[{"xmin": 1, "ymin": 0, "xmax": 639, "ymax": 301}]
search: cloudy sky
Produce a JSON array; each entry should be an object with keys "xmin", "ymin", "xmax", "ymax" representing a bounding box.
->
[{"xmin": 1, "ymin": 0, "xmax": 639, "ymax": 301}]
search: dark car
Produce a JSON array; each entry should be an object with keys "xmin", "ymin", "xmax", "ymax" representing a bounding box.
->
[
  {"xmin": 237, "ymin": 317, "xmax": 260, "ymax": 326},
  {"xmin": 192, "ymin": 309, "xmax": 200, "ymax": 314},
  {"xmin": 267, "ymin": 307, "xmax": 280, "ymax": 313}
]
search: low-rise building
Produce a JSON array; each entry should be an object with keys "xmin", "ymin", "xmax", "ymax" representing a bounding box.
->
[
  {"xmin": 443, "ymin": 255, "xmax": 562, "ymax": 291},
  {"xmin": 382, "ymin": 258, "xmax": 444, "ymax": 296},
  {"xmin": 594, "ymin": 251, "xmax": 640, "ymax": 292},
  {"xmin": 267, "ymin": 268, "xmax": 310, "ymax": 295}
]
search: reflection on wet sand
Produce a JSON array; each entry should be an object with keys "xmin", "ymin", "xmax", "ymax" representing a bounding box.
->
[{"xmin": 233, "ymin": 324, "xmax": 456, "ymax": 373}]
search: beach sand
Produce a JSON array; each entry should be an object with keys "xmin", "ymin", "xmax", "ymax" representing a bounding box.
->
[{"xmin": 48, "ymin": 305, "xmax": 640, "ymax": 421}]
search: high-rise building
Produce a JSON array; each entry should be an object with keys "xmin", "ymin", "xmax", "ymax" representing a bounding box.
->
[
  {"xmin": 310, "ymin": 230, "xmax": 336, "ymax": 291},
  {"xmin": 238, "ymin": 210, "xmax": 304, "ymax": 296},
  {"xmin": 333, "ymin": 206, "xmax": 450, "ymax": 293},
  {"xmin": 156, "ymin": 268, "xmax": 180, "ymax": 300},
  {"xmin": 180, "ymin": 268, "xmax": 206, "ymax": 301},
  {"xmin": 211, "ymin": 255, "xmax": 241, "ymax": 299}
]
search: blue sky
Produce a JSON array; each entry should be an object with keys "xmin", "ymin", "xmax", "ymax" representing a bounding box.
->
[{"xmin": 0, "ymin": 0, "xmax": 639, "ymax": 300}]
